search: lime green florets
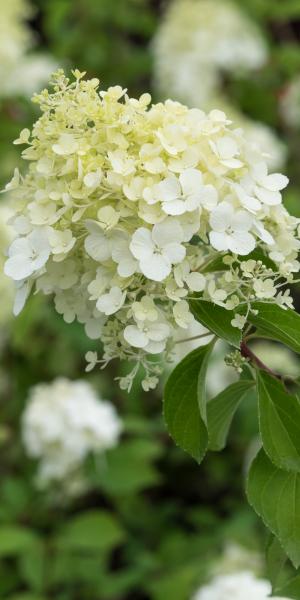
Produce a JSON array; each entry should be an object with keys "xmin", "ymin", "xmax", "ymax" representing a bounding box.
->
[{"xmin": 4, "ymin": 70, "xmax": 299, "ymax": 390}]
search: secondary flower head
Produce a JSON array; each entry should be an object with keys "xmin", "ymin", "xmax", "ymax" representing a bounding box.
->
[
  {"xmin": 4, "ymin": 70, "xmax": 299, "ymax": 390},
  {"xmin": 22, "ymin": 377, "xmax": 122, "ymax": 488},
  {"xmin": 193, "ymin": 571, "xmax": 290, "ymax": 600},
  {"xmin": 152, "ymin": 0, "xmax": 267, "ymax": 107},
  {"xmin": 152, "ymin": 0, "xmax": 285, "ymax": 171}
]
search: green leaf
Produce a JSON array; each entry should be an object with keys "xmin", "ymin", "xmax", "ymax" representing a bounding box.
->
[
  {"xmin": 247, "ymin": 449, "xmax": 300, "ymax": 567},
  {"xmin": 8, "ymin": 595, "xmax": 46, "ymax": 600},
  {"xmin": 0, "ymin": 526, "xmax": 37, "ymax": 556},
  {"xmin": 207, "ymin": 380, "xmax": 255, "ymax": 450},
  {"xmin": 55, "ymin": 510, "xmax": 124, "ymax": 553},
  {"xmin": 96, "ymin": 439, "xmax": 161, "ymax": 495},
  {"xmin": 248, "ymin": 303, "xmax": 300, "ymax": 354},
  {"xmin": 164, "ymin": 344, "xmax": 213, "ymax": 462},
  {"xmin": 189, "ymin": 300, "xmax": 241, "ymax": 348},
  {"xmin": 277, "ymin": 575, "xmax": 300, "ymax": 599},
  {"xmin": 258, "ymin": 372, "xmax": 300, "ymax": 472},
  {"xmin": 266, "ymin": 535, "xmax": 288, "ymax": 591},
  {"xmin": 197, "ymin": 340, "xmax": 215, "ymax": 423},
  {"xmin": 18, "ymin": 541, "xmax": 45, "ymax": 591}
]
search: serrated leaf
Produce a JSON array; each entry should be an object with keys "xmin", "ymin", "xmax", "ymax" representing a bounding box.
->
[
  {"xmin": 163, "ymin": 344, "xmax": 213, "ymax": 462},
  {"xmin": 248, "ymin": 304, "xmax": 300, "ymax": 354},
  {"xmin": 207, "ymin": 380, "xmax": 255, "ymax": 450},
  {"xmin": 266, "ymin": 535, "xmax": 288, "ymax": 591},
  {"xmin": 247, "ymin": 449, "xmax": 300, "ymax": 568},
  {"xmin": 258, "ymin": 371, "xmax": 300, "ymax": 472},
  {"xmin": 189, "ymin": 300, "xmax": 241, "ymax": 348}
]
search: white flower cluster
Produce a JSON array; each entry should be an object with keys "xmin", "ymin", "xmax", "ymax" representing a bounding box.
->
[
  {"xmin": 193, "ymin": 571, "xmax": 290, "ymax": 600},
  {"xmin": 280, "ymin": 75, "xmax": 300, "ymax": 129},
  {"xmin": 0, "ymin": 0, "xmax": 56, "ymax": 98},
  {"xmin": 152, "ymin": 0, "xmax": 285, "ymax": 170},
  {"xmin": 4, "ymin": 70, "xmax": 299, "ymax": 390},
  {"xmin": 22, "ymin": 377, "xmax": 122, "ymax": 486}
]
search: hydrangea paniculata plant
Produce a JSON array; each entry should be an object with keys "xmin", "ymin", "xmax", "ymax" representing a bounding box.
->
[{"xmin": 4, "ymin": 71, "xmax": 300, "ymax": 587}]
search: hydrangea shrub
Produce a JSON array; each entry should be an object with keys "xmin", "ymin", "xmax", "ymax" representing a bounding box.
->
[{"xmin": 4, "ymin": 70, "xmax": 300, "ymax": 587}]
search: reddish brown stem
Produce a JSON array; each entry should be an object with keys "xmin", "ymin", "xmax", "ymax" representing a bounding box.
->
[{"xmin": 240, "ymin": 340, "xmax": 286, "ymax": 383}]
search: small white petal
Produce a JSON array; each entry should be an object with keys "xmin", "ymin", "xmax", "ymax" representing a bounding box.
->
[
  {"xmin": 145, "ymin": 340, "xmax": 166, "ymax": 354},
  {"xmin": 232, "ymin": 210, "xmax": 253, "ymax": 232},
  {"xmin": 179, "ymin": 168, "xmax": 203, "ymax": 195},
  {"xmin": 124, "ymin": 325, "xmax": 148, "ymax": 348},
  {"xmin": 209, "ymin": 202, "xmax": 233, "ymax": 232},
  {"xmin": 140, "ymin": 254, "xmax": 171, "ymax": 281},
  {"xmin": 157, "ymin": 176, "xmax": 181, "ymax": 202},
  {"xmin": 209, "ymin": 231, "xmax": 229, "ymax": 252},
  {"xmin": 152, "ymin": 219, "xmax": 184, "ymax": 246},
  {"xmin": 228, "ymin": 231, "xmax": 256, "ymax": 255},
  {"xmin": 162, "ymin": 199, "xmax": 186, "ymax": 215},
  {"xmin": 5, "ymin": 255, "xmax": 34, "ymax": 280},
  {"xmin": 185, "ymin": 272, "xmax": 206, "ymax": 291},
  {"xmin": 163, "ymin": 242, "xmax": 186, "ymax": 264},
  {"xmin": 130, "ymin": 228, "xmax": 153, "ymax": 260},
  {"xmin": 255, "ymin": 186, "xmax": 282, "ymax": 206},
  {"xmin": 85, "ymin": 232, "xmax": 111, "ymax": 261},
  {"xmin": 262, "ymin": 173, "xmax": 289, "ymax": 191},
  {"xmin": 147, "ymin": 322, "xmax": 170, "ymax": 342}
]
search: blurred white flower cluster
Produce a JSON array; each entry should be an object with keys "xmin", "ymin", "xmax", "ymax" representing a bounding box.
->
[
  {"xmin": 22, "ymin": 377, "xmax": 122, "ymax": 488},
  {"xmin": 152, "ymin": 0, "xmax": 285, "ymax": 170},
  {"xmin": 153, "ymin": 0, "xmax": 267, "ymax": 106},
  {"xmin": 0, "ymin": 203, "xmax": 15, "ymax": 327},
  {"xmin": 4, "ymin": 70, "xmax": 299, "ymax": 390},
  {"xmin": 193, "ymin": 571, "xmax": 290, "ymax": 600},
  {"xmin": 280, "ymin": 76, "xmax": 300, "ymax": 129},
  {"xmin": 0, "ymin": 0, "xmax": 56, "ymax": 98}
]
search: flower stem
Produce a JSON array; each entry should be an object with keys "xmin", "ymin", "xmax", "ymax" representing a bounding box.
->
[{"xmin": 175, "ymin": 332, "xmax": 213, "ymax": 344}]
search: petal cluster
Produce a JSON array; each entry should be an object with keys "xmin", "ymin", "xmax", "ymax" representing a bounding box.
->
[{"xmin": 4, "ymin": 70, "xmax": 299, "ymax": 390}]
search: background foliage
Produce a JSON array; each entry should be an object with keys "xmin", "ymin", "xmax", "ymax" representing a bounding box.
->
[{"xmin": 1, "ymin": 0, "xmax": 300, "ymax": 598}]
